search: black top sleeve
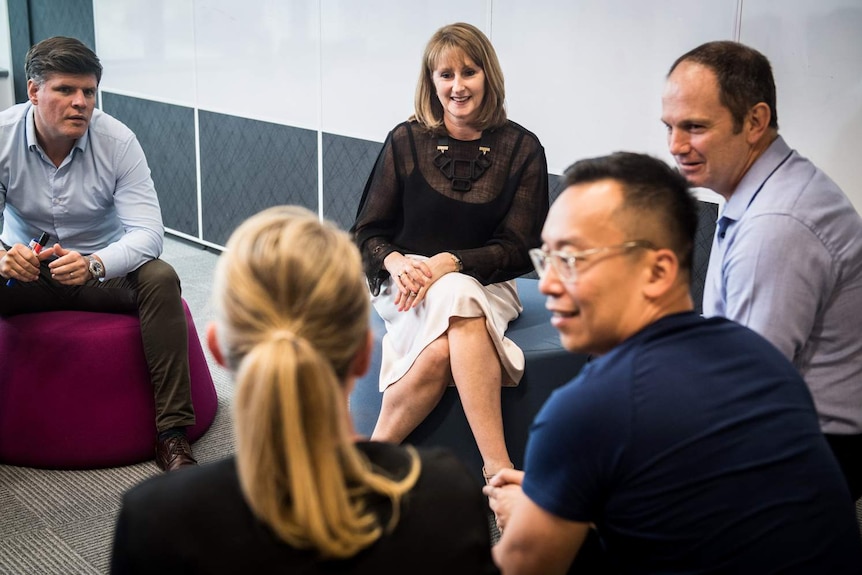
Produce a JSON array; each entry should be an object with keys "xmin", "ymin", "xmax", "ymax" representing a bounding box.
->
[{"xmin": 351, "ymin": 121, "xmax": 549, "ymax": 295}]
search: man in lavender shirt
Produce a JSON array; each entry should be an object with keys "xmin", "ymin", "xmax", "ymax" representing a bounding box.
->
[
  {"xmin": 662, "ymin": 40, "xmax": 862, "ymax": 500},
  {"xmin": 0, "ymin": 37, "xmax": 196, "ymax": 472}
]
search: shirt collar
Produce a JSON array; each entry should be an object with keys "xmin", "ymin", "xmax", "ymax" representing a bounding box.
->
[
  {"xmin": 722, "ymin": 136, "xmax": 792, "ymax": 222},
  {"xmin": 25, "ymin": 104, "xmax": 39, "ymax": 150},
  {"xmin": 24, "ymin": 103, "xmax": 90, "ymax": 156}
]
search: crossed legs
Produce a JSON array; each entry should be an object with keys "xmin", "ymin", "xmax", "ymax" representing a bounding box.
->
[{"xmin": 371, "ymin": 315, "xmax": 512, "ymax": 476}]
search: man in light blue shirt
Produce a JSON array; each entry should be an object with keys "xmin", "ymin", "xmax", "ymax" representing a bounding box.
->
[
  {"xmin": 662, "ymin": 40, "xmax": 862, "ymax": 500},
  {"xmin": 0, "ymin": 37, "xmax": 197, "ymax": 472}
]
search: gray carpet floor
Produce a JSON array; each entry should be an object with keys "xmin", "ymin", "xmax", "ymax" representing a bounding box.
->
[
  {"xmin": 0, "ymin": 236, "xmax": 234, "ymax": 574},
  {"xmin": 0, "ymin": 235, "xmax": 859, "ymax": 574}
]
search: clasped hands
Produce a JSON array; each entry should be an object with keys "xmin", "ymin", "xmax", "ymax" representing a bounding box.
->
[
  {"xmin": 383, "ymin": 252, "xmax": 460, "ymax": 311},
  {"xmin": 483, "ymin": 468, "xmax": 525, "ymax": 534},
  {"xmin": 0, "ymin": 242, "xmax": 90, "ymax": 286}
]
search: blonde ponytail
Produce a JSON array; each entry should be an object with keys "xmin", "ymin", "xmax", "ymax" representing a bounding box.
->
[{"xmin": 213, "ymin": 206, "xmax": 420, "ymax": 558}]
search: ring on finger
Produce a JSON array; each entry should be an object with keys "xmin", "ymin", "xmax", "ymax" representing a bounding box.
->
[{"xmin": 409, "ymin": 291, "xmax": 417, "ymax": 297}]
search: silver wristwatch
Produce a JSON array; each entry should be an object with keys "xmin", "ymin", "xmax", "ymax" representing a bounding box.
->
[{"xmin": 87, "ymin": 255, "xmax": 105, "ymax": 279}]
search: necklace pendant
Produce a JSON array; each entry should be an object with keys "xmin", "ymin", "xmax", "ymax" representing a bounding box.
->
[
  {"xmin": 433, "ymin": 134, "xmax": 494, "ymax": 193},
  {"xmin": 433, "ymin": 150, "xmax": 452, "ymax": 175},
  {"xmin": 475, "ymin": 154, "xmax": 491, "ymax": 171},
  {"xmin": 452, "ymin": 178, "xmax": 472, "ymax": 192}
]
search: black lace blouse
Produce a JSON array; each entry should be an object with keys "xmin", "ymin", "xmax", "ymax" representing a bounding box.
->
[{"xmin": 352, "ymin": 120, "xmax": 549, "ymax": 295}]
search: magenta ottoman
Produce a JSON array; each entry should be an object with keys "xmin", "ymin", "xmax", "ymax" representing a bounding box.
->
[{"xmin": 0, "ymin": 300, "xmax": 217, "ymax": 469}]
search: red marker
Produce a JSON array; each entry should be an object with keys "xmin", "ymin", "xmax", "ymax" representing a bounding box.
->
[{"xmin": 5, "ymin": 231, "xmax": 50, "ymax": 287}]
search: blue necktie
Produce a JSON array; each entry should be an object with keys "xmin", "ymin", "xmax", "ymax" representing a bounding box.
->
[
  {"xmin": 703, "ymin": 215, "xmax": 734, "ymax": 314},
  {"xmin": 717, "ymin": 216, "xmax": 734, "ymax": 241}
]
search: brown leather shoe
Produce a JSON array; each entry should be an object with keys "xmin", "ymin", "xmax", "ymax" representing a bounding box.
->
[{"xmin": 155, "ymin": 435, "xmax": 198, "ymax": 472}]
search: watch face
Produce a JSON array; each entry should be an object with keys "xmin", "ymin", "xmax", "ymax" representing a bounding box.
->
[{"xmin": 88, "ymin": 257, "xmax": 105, "ymax": 278}]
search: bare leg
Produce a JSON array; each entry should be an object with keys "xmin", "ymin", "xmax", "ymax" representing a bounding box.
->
[
  {"xmin": 448, "ymin": 316, "xmax": 512, "ymax": 477},
  {"xmin": 371, "ymin": 336, "xmax": 451, "ymax": 443}
]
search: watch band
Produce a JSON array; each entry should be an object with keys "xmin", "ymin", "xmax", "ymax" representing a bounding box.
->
[{"xmin": 448, "ymin": 252, "xmax": 463, "ymax": 272}]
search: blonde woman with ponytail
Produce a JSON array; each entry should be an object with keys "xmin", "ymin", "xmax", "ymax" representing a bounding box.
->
[{"xmin": 111, "ymin": 206, "xmax": 498, "ymax": 574}]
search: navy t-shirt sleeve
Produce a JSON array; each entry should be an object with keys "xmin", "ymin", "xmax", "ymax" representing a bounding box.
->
[{"xmin": 521, "ymin": 362, "xmax": 631, "ymax": 524}]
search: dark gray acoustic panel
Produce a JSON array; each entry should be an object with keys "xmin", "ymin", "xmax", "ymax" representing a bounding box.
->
[
  {"xmin": 322, "ymin": 132, "xmax": 382, "ymax": 231},
  {"xmin": 28, "ymin": 0, "xmax": 95, "ymax": 48},
  {"xmin": 7, "ymin": 0, "xmax": 31, "ymax": 103},
  {"xmin": 198, "ymin": 111, "xmax": 318, "ymax": 246},
  {"xmin": 549, "ymin": 173, "xmax": 567, "ymax": 206},
  {"xmin": 692, "ymin": 200, "xmax": 718, "ymax": 314},
  {"xmin": 101, "ymin": 92, "xmax": 198, "ymax": 237},
  {"xmin": 11, "ymin": 0, "xmax": 95, "ymax": 103}
]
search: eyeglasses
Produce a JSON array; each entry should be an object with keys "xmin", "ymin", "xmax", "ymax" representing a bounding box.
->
[{"xmin": 529, "ymin": 240, "xmax": 657, "ymax": 283}]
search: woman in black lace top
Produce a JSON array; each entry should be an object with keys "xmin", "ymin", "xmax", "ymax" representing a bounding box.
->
[{"xmin": 351, "ymin": 22, "xmax": 549, "ymax": 481}]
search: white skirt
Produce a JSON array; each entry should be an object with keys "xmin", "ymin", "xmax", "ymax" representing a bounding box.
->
[{"xmin": 372, "ymin": 266, "xmax": 525, "ymax": 392}]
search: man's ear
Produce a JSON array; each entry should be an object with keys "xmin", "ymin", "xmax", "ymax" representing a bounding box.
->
[
  {"xmin": 642, "ymin": 249, "xmax": 679, "ymax": 300},
  {"xmin": 206, "ymin": 322, "xmax": 227, "ymax": 368},
  {"xmin": 349, "ymin": 329, "xmax": 374, "ymax": 378},
  {"xmin": 745, "ymin": 102, "xmax": 772, "ymax": 144},
  {"xmin": 27, "ymin": 79, "xmax": 39, "ymax": 105}
]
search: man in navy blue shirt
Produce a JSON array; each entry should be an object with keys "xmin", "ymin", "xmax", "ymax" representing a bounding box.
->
[{"xmin": 486, "ymin": 152, "xmax": 862, "ymax": 574}]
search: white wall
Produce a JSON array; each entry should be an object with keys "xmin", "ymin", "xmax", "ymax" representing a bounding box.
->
[
  {"xmin": 93, "ymin": 0, "xmax": 196, "ymax": 107},
  {"xmin": 740, "ymin": 0, "xmax": 862, "ymax": 212},
  {"xmin": 319, "ymin": 0, "xmax": 490, "ymax": 140},
  {"xmin": 91, "ymin": 0, "xmax": 862, "ymax": 210},
  {"xmin": 493, "ymin": 0, "xmax": 739, "ymax": 174}
]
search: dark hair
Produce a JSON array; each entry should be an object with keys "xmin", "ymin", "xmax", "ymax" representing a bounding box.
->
[
  {"xmin": 563, "ymin": 152, "xmax": 698, "ymax": 274},
  {"xmin": 669, "ymin": 40, "xmax": 777, "ymax": 132},
  {"xmin": 25, "ymin": 36, "xmax": 102, "ymax": 85}
]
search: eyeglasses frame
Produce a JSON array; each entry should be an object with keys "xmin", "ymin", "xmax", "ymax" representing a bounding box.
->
[{"xmin": 529, "ymin": 240, "xmax": 657, "ymax": 282}]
